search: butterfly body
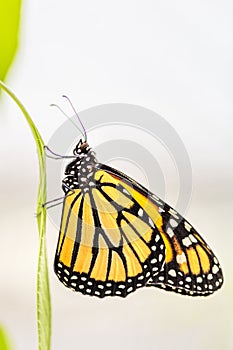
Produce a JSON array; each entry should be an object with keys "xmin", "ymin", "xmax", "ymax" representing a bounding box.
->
[
  {"xmin": 62, "ymin": 141, "xmax": 98, "ymax": 194},
  {"xmin": 54, "ymin": 140, "xmax": 223, "ymax": 298}
]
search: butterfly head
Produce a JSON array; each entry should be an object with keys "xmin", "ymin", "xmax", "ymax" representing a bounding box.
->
[
  {"xmin": 71, "ymin": 138, "xmax": 98, "ymax": 172},
  {"xmin": 73, "ymin": 139, "xmax": 90, "ymax": 156}
]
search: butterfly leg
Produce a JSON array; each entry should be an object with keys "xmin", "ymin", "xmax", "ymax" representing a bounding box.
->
[
  {"xmin": 43, "ymin": 183, "xmax": 75, "ymax": 209},
  {"xmin": 44, "ymin": 145, "xmax": 78, "ymax": 160}
]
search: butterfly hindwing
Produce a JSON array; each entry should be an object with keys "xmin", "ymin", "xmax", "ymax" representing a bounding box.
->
[{"xmin": 145, "ymin": 201, "xmax": 224, "ymax": 296}]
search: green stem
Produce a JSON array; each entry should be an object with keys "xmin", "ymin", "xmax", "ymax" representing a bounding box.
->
[{"xmin": 0, "ymin": 81, "xmax": 51, "ymax": 350}]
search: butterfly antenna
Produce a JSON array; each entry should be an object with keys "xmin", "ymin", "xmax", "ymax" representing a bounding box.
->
[
  {"xmin": 50, "ymin": 103, "xmax": 84, "ymax": 136},
  {"xmin": 62, "ymin": 95, "xmax": 87, "ymax": 142}
]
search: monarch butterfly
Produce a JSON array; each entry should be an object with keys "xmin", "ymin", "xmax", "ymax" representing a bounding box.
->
[{"xmin": 51, "ymin": 97, "xmax": 223, "ymax": 298}]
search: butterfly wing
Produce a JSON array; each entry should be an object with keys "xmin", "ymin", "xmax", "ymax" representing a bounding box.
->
[
  {"xmin": 98, "ymin": 164, "xmax": 224, "ymax": 296},
  {"xmin": 54, "ymin": 163, "xmax": 223, "ymax": 298},
  {"xmin": 54, "ymin": 165, "xmax": 166, "ymax": 298},
  {"xmin": 146, "ymin": 202, "xmax": 224, "ymax": 295}
]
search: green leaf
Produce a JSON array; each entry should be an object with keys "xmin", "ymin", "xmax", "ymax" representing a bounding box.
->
[
  {"xmin": 0, "ymin": 325, "xmax": 13, "ymax": 350},
  {"xmin": 0, "ymin": 0, "xmax": 22, "ymax": 81},
  {"xmin": 0, "ymin": 81, "xmax": 51, "ymax": 350}
]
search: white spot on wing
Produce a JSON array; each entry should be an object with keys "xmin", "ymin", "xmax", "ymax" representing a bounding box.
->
[
  {"xmin": 169, "ymin": 208, "xmax": 179, "ymax": 219},
  {"xmin": 184, "ymin": 221, "xmax": 192, "ymax": 232},
  {"xmin": 176, "ymin": 252, "xmax": 187, "ymax": 264},
  {"xmin": 119, "ymin": 285, "xmax": 125, "ymax": 289},
  {"xmin": 123, "ymin": 188, "xmax": 130, "ymax": 195},
  {"xmin": 212, "ymin": 265, "xmax": 219, "ymax": 274},
  {"xmin": 149, "ymin": 217, "xmax": 155, "ymax": 228},
  {"xmin": 152, "ymin": 194, "xmax": 162, "ymax": 204},
  {"xmin": 138, "ymin": 208, "xmax": 143, "ymax": 217},
  {"xmin": 167, "ymin": 227, "xmax": 174, "ymax": 237},
  {"xmin": 159, "ymin": 254, "xmax": 163, "ymax": 262},
  {"xmin": 71, "ymin": 275, "xmax": 78, "ymax": 280},
  {"xmin": 182, "ymin": 237, "xmax": 192, "ymax": 247},
  {"xmin": 170, "ymin": 219, "xmax": 178, "ymax": 228},
  {"xmin": 189, "ymin": 234, "xmax": 197, "ymax": 243},
  {"xmin": 151, "ymin": 258, "xmax": 157, "ymax": 264},
  {"xmin": 168, "ymin": 269, "xmax": 176, "ymax": 277}
]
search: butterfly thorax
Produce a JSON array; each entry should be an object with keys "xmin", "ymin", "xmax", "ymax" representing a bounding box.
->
[{"xmin": 62, "ymin": 141, "xmax": 98, "ymax": 194}]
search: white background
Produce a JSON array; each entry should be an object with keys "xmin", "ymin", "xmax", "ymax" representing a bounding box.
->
[{"xmin": 0, "ymin": 1, "xmax": 232, "ymax": 349}]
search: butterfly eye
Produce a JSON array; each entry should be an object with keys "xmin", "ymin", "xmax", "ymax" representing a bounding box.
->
[{"xmin": 80, "ymin": 142, "xmax": 89, "ymax": 152}]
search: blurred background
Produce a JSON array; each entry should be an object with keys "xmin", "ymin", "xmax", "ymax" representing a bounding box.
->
[{"xmin": 0, "ymin": 1, "xmax": 233, "ymax": 349}]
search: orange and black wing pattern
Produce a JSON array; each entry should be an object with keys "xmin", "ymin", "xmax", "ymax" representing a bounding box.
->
[
  {"xmin": 54, "ymin": 155, "xmax": 223, "ymax": 298},
  {"xmin": 146, "ymin": 199, "xmax": 223, "ymax": 296},
  {"xmin": 99, "ymin": 165, "xmax": 224, "ymax": 296},
  {"xmin": 54, "ymin": 166, "xmax": 166, "ymax": 297}
]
